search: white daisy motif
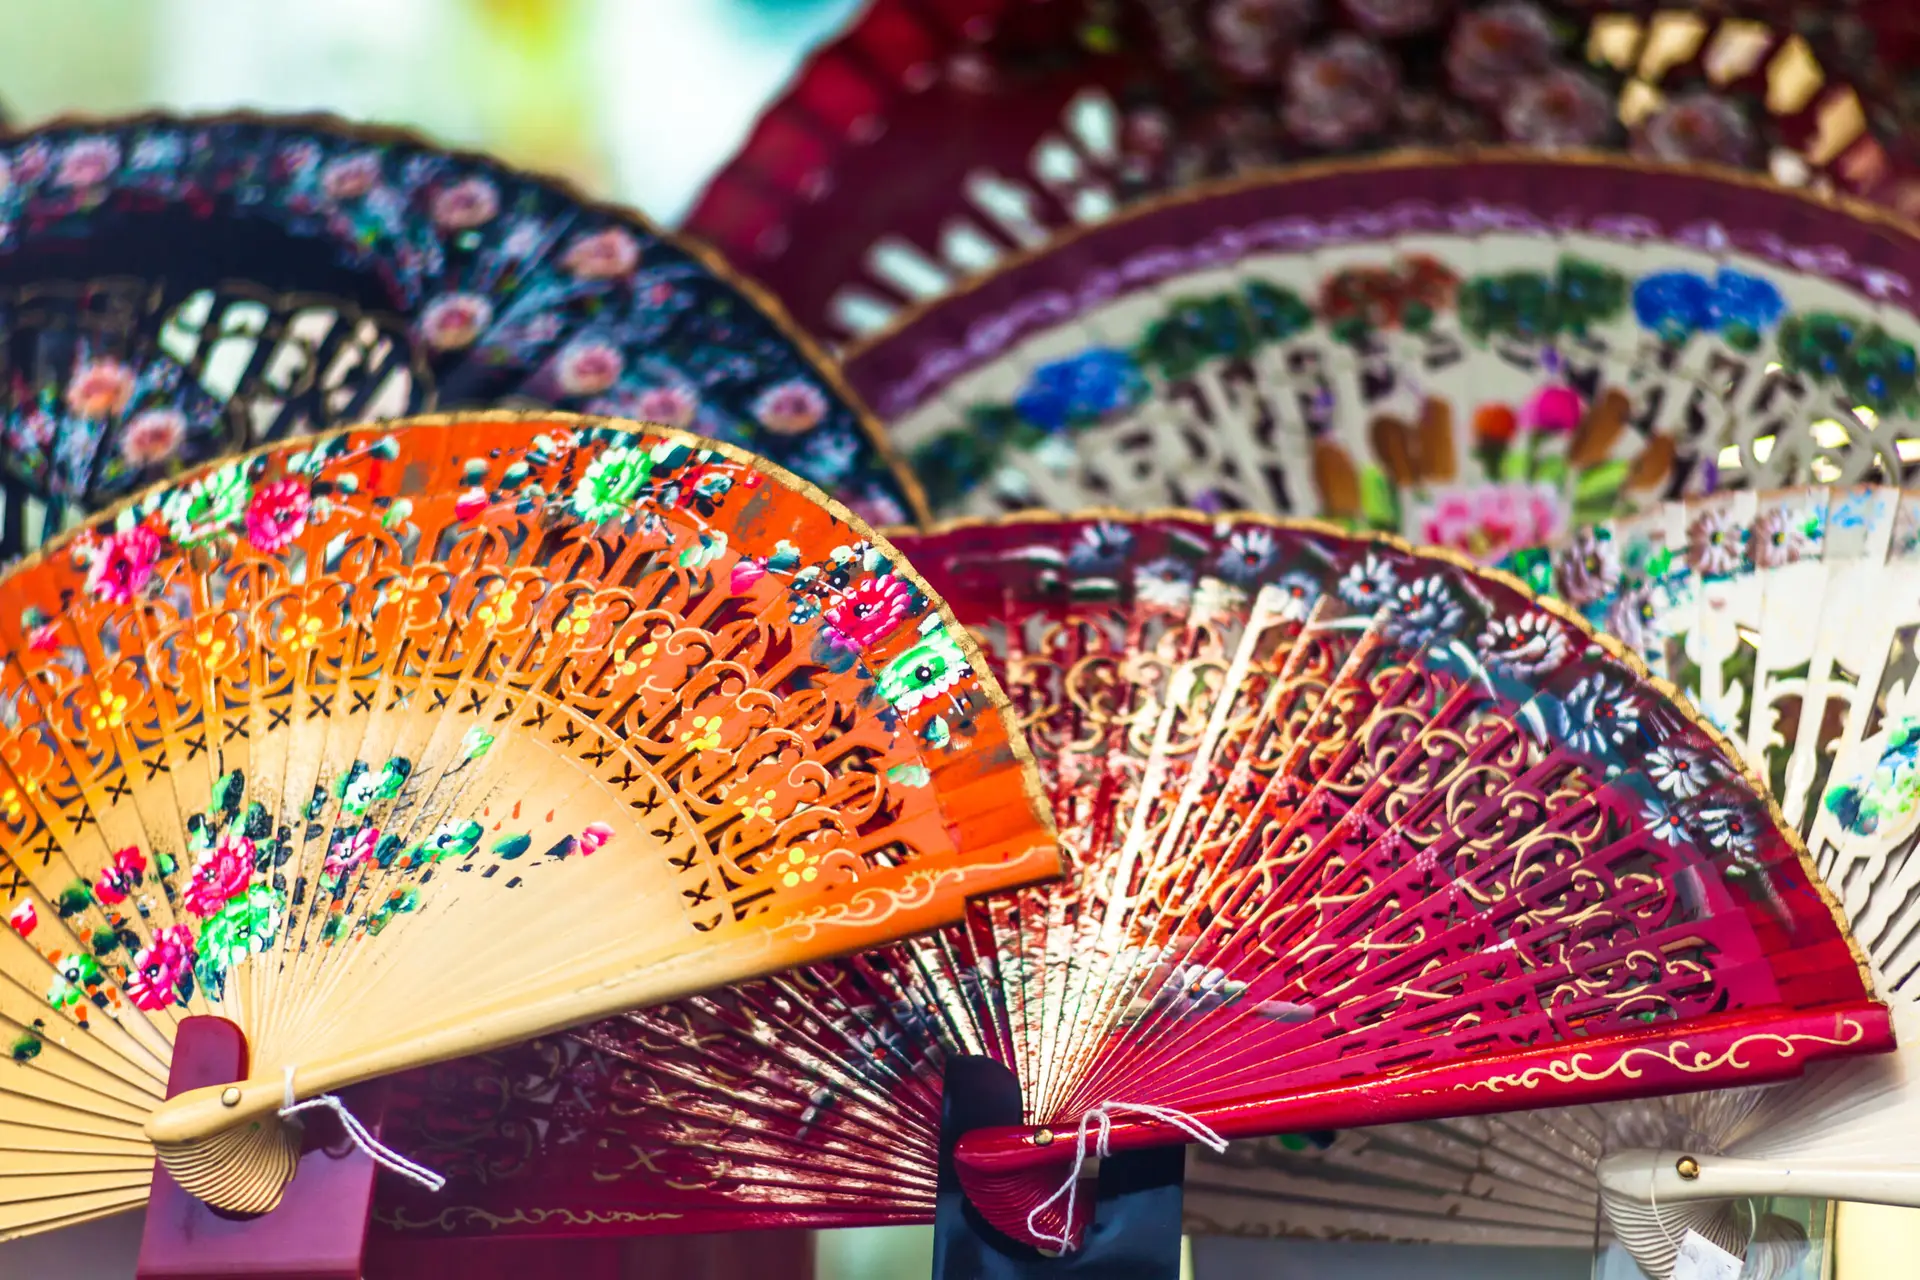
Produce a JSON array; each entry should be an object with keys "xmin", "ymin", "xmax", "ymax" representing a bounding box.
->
[
  {"xmin": 1385, "ymin": 575, "xmax": 1466, "ymax": 645},
  {"xmin": 1556, "ymin": 672, "xmax": 1643, "ymax": 756},
  {"xmin": 1135, "ymin": 557, "xmax": 1194, "ymax": 612},
  {"xmin": 1557, "ymin": 527, "xmax": 1620, "ymax": 606},
  {"xmin": 1750, "ymin": 504, "xmax": 1817, "ymax": 568},
  {"xmin": 1646, "ymin": 745, "xmax": 1715, "ymax": 799},
  {"xmin": 1640, "ymin": 796, "xmax": 1688, "ymax": 845},
  {"xmin": 1687, "ymin": 505, "xmax": 1745, "ymax": 577},
  {"xmin": 1697, "ymin": 805, "xmax": 1762, "ymax": 860},
  {"xmin": 1266, "ymin": 569, "xmax": 1322, "ymax": 622},
  {"xmin": 1337, "ymin": 553, "xmax": 1399, "ymax": 611},
  {"xmin": 1474, "ymin": 613, "xmax": 1572, "ymax": 679},
  {"xmin": 1604, "ymin": 585, "xmax": 1662, "ymax": 654}
]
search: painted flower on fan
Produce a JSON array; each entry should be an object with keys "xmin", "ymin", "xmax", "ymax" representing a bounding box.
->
[
  {"xmin": 734, "ymin": 788, "xmax": 779, "ymax": 823},
  {"xmin": 1069, "ymin": 521, "xmax": 1134, "ymax": 571},
  {"xmin": 635, "ymin": 384, "xmax": 700, "ymax": 429},
  {"xmin": 753, "ymin": 380, "xmax": 829, "ymax": 436},
  {"xmin": 1474, "ymin": 613, "xmax": 1572, "ymax": 679},
  {"xmin": 1012, "ymin": 349, "xmax": 1146, "ymax": 433},
  {"xmin": 84, "ymin": 525, "xmax": 162, "ymax": 604},
  {"xmin": 554, "ymin": 340, "xmax": 624, "ymax": 397},
  {"xmin": 1207, "ymin": 0, "xmax": 1315, "ymax": 78},
  {"xmin": 1445, "ymin": 2, "xmax": 1555, "ymax": 105},
  {"xmin": 577, "ymin": 822, "xmax": 616, "ymax": 856},
  {"xmin": 1647, "ymin": 745, "xmax": 1716, "ymax": 800},
  {"xmin": 54, "ymin": 136, "xmax": 121, "ymax": 189},
  {"xmin": 678, "ymin": 714, "xmax": 724, "ymax": 753},
  {"xmin": 126, "ymin": 926, "xmax": 195, "ymax": 1012},
  {"xmin": 1633, "ymin": 271, "xmax": 1715, "ymax": 344},
  {"xmin": 1420, "ymin": 483, "xmax": 1566, "ymax": 563},
  {"xmin": 1281, "ymin": 35, "xmax": 1398, "ymax": 149},
  {"xmin": 418, "ymin": 292, "xmax": 494, "ymax": 351},
  {"xmin": 276, "ymin": 610, "xmax": 327, "ymax": 652},
  {"xmin": 1268, "ymin": 569, "xmax": 1322, "ymax": 622},
  {"xmin": 194, "ymin": 883, "xmax": 288, "ymax": 983},
  {"xmin": 779, "ymin": 847, "xmax": 823, "ymax": 889},
  {"xmin": 1214, "ymin": 527, "xmax": 1279, "ymax": 585},
  {"xmin": 677, "ymin": 530, "xmax": 729, "ymax": 570},
  {"xmin": 881, "ymin": 628, "xmax": 972, "ymax": 713},
  {"xmin": 560, "ymin": 226, "xmax": 642, "ymax": 280},
  {"xmin": 431, "ymin": 176, "xmax": 500, "ymax": 230},
  {"xmin": 1336, "ymin": 553, "xmax": 1399, "ymax": 610},
  {"xmin": 319, "ymin": 152, "xmax": 382, "ymax": 201},
  {"xmin": 1554, "ymin": 671, "xmax": 1643, "ymax": 756},
  {"xmin": 1687, "ymin": 506, "xmax": 1745, "ymax": 577},
  {"xmin": 1751, "ymin": 504, "xmax": 1818, "ymax": 568},
  {"xmin": 1340, "ymin": 0, "xmax": 1446, "ymax": 37},
  {"xmin": 731, "ymin": 559, "xmax": 768, "ymax": 593},
  {"xmin": 6, "ymin": 901, "xmax": 35, "ymax": 937},
  {"xmin": 1135, "ymin": 558, "xmax": 1194, "ymax": 612},
  {"xmin": 1640, "ymin": 795, "xmax": 1688, "ymax": 846},
  {"xmin": 1500, "ymin": 68, "xmax": 1613, "ymax": 149},
  {"xmin": 474, "ymin": 580, "xmax": 527, "ymax": 630},
  {"xmin": 47, "ymin": 951, "xmax": 104, "ymax": 1011},
  {"xmin": 1557, "ymin": 527, "xmax": 1621, "ymax": 606},
  {"xmin": 1385, "ymin": 576, "xmax": 1465, "ymax": 644},
  {"xmin": 93, "ymin": 846, "xmax": 147, "ymax": 905},
  {"xmin": 553, "ymin": 599, "xmax": 600, "ymax": 641},
  {"xmin": 825, "ymin": 574, "xmax": 914, "ymax": 648},
  {"xmin": 119, "ymin": 408, "xmax": 187, "ymax": 467},
  {"xmin": 1696, "ymin": 804, "xmax": 1764, "ymax": 862},
  {"xmin": 66, "ymin": 358, "xmax": 136, "ymax": 419},
  {"xmin": 244, "ymin": 479, "xmax": 311, "ymax": 554},
  {"xmin": 324, "ymin": 825, "xmax": 381, "ymax": 879},
  {"xmin": 570, "ymin": 445, "xmax": 653, "ymax": 523},
  {"xmin": 162, "ymin": 461, "xmax": 250, "ymax": 546},
  {"xmin": 1523, "ymin": 384, "xmax": 1584, "ymax": 434},
  {"xmin": 1637, "ymin": 92, "xmax": 1755, "ymax": 167},
  {"xmin": 184, "ymin": 835, "xmax": 256, "ymax": 918},
  {"xmin": 1604, "ymin": 585, "xmax": 1661, "ymax": 653}
]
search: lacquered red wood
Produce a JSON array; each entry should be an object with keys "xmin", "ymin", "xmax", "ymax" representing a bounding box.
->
[
  {"xmin": 952, "ymin": 999, "xmax": 1894, "ymax": 1247},
  {"xmin": 136, "ymin": 1015, "xmax": 382, "ymax": 1280},
  {"xmin": 361, "ymin": 1229, "xmax": 816, "ymax": 1279}
]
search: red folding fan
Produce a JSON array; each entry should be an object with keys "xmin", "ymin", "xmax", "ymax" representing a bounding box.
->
[
  {"xmin": 683, "ymin": 0, "xmax": 1920, "ymax": 340},
  {"xmin": 373, "ymin": 512, "xmax": 1887, "ymax": 1256}
]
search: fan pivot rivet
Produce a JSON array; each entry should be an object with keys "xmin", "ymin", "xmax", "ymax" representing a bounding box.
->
[
  {"xmin": 220, "ymin": 1087, "xmax": 242, "ymax": 1107},
  {"xmin": 1033, "ymin": 1129, "xmax": 1054, "ymax": 1147},
  {"xmin": 1676, "ymin": 1156, "xmax": 1701, "ymax": 1180}
]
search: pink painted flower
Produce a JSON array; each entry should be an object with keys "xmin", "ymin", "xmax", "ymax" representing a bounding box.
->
[
  {"xmin": 319, "ymin": 152, "xmax": 383, "ymax": 201},
  {"xmin": 119, "ymin": 409, "xmax": 187, "ymax": 468},
  {"xmin": 7, "ymin": 900, "xmax": 35, "ymax": 937},
  {"xmin": 731, "ymin": 558, "xmax": 768, "ymax": 593},
  {"xmin": 66, "ymin": 358, "xmax": 136, "ymax": 418},
  {"xmin": 126, "ymin": 926, "xmax": 195, "ymax": 1012},
  {"xmin": 635, "ymin": 384, "xmax": 699, "ymax": 429},
  {"xmin": 13, "ymin": 141, "xmax": 50, "ymax": 186},
  {"xmin": 85, "ymin": 526, "xmax": 162, "ymax": 604},
  {"xmin": 183, "ymin": 835, "xmax": 255, "ymax": 918},
  {"xmin": 0, "ymin": 155, "xmax": 14, "ymax": 201},
  {"xmin": 418, "ymin": 292, "xmax": 494, "ymax": 351},
  {"xmin": 1419, "ymin": 483, "xmax": 1568, "ymax": 564},
  {"xmin": 244, "ymin": 480, "xmax": 312, "ymax": 554},
  {"xmin": 1209, "ymin": 0, "xmax": 1317, "ymax": 79},
  {"xmin": 560, "ymin": 227, "xmax": 641, "ymax": 281},
  {"xmin": 1502, "ymin": 68, "xmax": 1615, "ymax": 148},
  {"xmin": 554, "ymin": 340, "xmax": 624, "ymax": 397},
  {"xmin": 825, "ymin": 574, "xmax": 915, "ymax": 647},
  {"xmin": 325, "ymin": 825, "xmax": 381, "ymax": 878},
  {"xmin": 54, "ymin": 136, "xmax": 122, "ymax": 189},
  {"xmin": 1636, "ymin": 92, "xmax": 1756, "ymax": 167},
  {"xmin": 455, "ymin": 487, "xmax": 491, "ymax": 521},
  {"xmin": 1445, "ymin": 2, "xmax": 1557, "ymax": 108},
  {"xmin": 431, "ymin": 176, "xmax": 500, "ymax": 230},
  {"xmin": 94, "ymin": 846, "xmax": 147, "ymax": 905},
  {"xmin": 1281, "ymin": 36, "xmax": 1399, "ymax": 149},
  {"xmin": 577, "ymin": 821, "xmax": 616, "ymax": 855},
  {"xmin": 277, "ymin": 140, "xmax": 322, "ymax": 177},
  {"xmin": 753, "ymin": 380, "xmax": 829, "ymax": 436},
  {"xmin": 1524, "ymin": 384, "xmax": 1585, "ymax": 434},
  {"xmin": 27, "ymin": 623, "xmax": 59, "ymax": 652},
  {"xmin": 1340, "ymin": 0, "xmax": 1446, "ymax": 37}
]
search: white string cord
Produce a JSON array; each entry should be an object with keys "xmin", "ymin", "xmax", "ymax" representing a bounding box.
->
[
  {"xmin": 1025, "ymin": 1101, "xmax": 1227, "ymax": 1253},
  {"xmin": 280, "ymin": 1065, "xmax": 446, "ymax": 1192}
]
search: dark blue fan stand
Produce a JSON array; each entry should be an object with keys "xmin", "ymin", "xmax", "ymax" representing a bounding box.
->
[{"xmin": 933, "ymin": 1057, "xmax": 1185, "ymax": 1280}]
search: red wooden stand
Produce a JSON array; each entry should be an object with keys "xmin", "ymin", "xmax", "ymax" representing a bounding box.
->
[{"xmin": 136, "ymin": 1016, "xmax": 382, "ymax": 1279}]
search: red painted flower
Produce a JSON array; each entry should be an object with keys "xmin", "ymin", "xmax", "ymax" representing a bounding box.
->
[
  {"xmin": 94, "ymin": 846, "xmax": 147, "ymax": 905},
  {"xmin": 578, "ymin": 822, "xmax": 616, "ymax": 856},
  {"xmin": 6, "ymin": 901, "xmax": 35, "ymax": 937},
  {"xmin": 126, "ymin": 926, "xmax": 195, "ymax": 1012},
  {"xmin": 455, "ymin": 487, "xmax": 491, "ymax": 521},
  {"xmin": 84, "ymin": 525, "xmax": 162, "ymax": 604},
  {"xmin": 66, "ymin": 358, "xmax": 136, "ymax": 419},
  {"xmin": 325, "ymin": 825, "xmax": 381, "ymax": 878},
  {"xmin": 731, "ymin": 558, "xmax": 768, "ymax": 593},
  {"xmin": 244, "ymin": 480, "xmax": 312, "ymax": 554},
  {"xmin": 183, "ymin": 835, "xmax": 255, "ymax": 917},
  {"xmin": 825, "ymin": 574, "xmax": 914, "ymax": 648}
]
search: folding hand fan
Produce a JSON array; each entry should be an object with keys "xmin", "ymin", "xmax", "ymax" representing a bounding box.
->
[
  {"xmin": 841, "ymin": 154, "xmax": 1920, "ymax": 546},
  {"xmin": 369, "ymin": 512, "xmax": 1886, "ymax": 1267},
  {"xmin": 0, "ymin": 409, "xmax": 1056, "ymax": 1240},
  {"xmin": 1168, "ymin": 485, "xmax": 1920, "ymax": 1279},
  {"xmin": 684, "ymin": 0, "xmax": 1920, "ymax": 340},
  {"xmin": 0, "ymin": 111, "xmax": 921, "ymax": 558}
]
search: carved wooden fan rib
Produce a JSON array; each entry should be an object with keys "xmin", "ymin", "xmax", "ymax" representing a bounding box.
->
[
  {"xmin": 0, "ymin": 411, "xmax": 1057, "ymax": 1240},
  {"xmin": 371, "ymin": 511, "xmax": 1886, "ymax": 1258}
]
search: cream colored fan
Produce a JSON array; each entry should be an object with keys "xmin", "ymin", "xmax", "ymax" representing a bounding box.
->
[
  {"xmin": 0, "ymin": 410, "xmax": 1057, "ymax": 1237},
  {"xmin": 1186, "ymin": 484, "xmax": 1920, "ymax": 1279}
]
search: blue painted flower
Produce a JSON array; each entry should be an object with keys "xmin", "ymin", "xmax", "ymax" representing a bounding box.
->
[
  {"xmin": 1012, "ymin": 349, "xmax": 1147, "ymax": 434},
  {"xmin": 1633, "ymin": 271, "xmax": 1714, "ymax": 343},
  {"xmin": 1707, "ymin": 270, "xmax": 1784, "ymax": 345},
  {"xmin": 1067, "ymin": 521, "xmax": 1133, "ymax": 571},
  {"xmin": 1549, "ymin": 671, "xmax": 1644, "ymax": 757}
]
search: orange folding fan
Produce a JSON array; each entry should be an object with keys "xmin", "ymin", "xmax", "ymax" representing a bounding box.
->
[{"xmin": 0, "ymin": 410, "xmax": 1057, "ymax": 1238}]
